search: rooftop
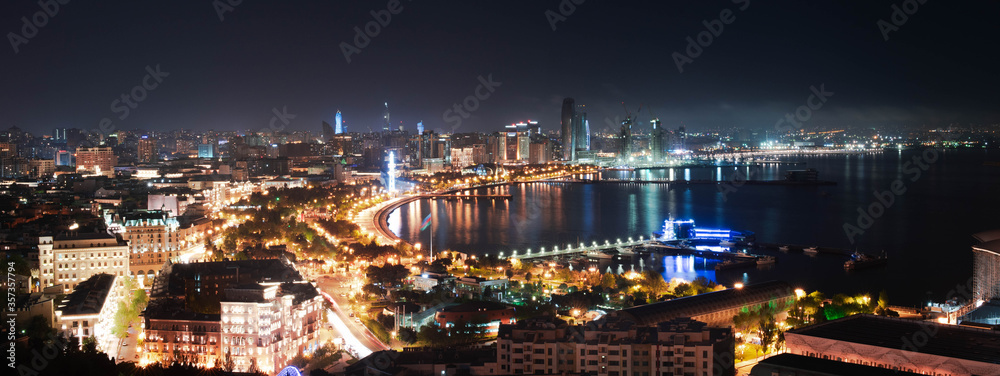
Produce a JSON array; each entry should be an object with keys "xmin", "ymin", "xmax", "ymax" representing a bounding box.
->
[
  {"xmin": 59, "ymin": 273, "xmax": 115, "ymax": 316},
  {"xmin": 787, "ymin": 314, "xmax": 1000, "ymax": 364},
  {"xmin": 618, "ymin": 280, "xmax": 795, "ymax": 325},
  {"xmin": 753, "ymin": 353, "xmax": 923, "ymax": 376}
]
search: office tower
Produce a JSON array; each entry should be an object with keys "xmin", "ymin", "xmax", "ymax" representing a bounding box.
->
[
  {"xmin": 417, "ymin": 121, "xmax": 424, "ymax": 134},
  {"xmin": 322, "ymin": 121, "xmax": 334, "ymax": 141},
  {"xmin": 335, "ymin": 110, "xmax": 343, "ymax": 134},
  {"xmin": 650, "ymin": 118, "xmax": 665, "ymax": 161},
  {"xmin": 527, "ymin": 120, "xmax": 540, "ymax": 137},
  {"xmin": 137, "ymin": 137, "xmax": 158, "ymax": 163},
  {"xmin": 383, "ymin": 102, "xmax": 390, "ymax": 132},
  {"xmin": 573, "ymin": 104, "xmax": 589, "ymax": 153},
  {"xmin": 561, "ymin": 98, "xmax": 575, "ymax": 160}
]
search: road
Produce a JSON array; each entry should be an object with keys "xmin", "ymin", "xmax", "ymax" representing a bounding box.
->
[{"xmin": 314, "ymin": 274, "xmax": 389, "ymax": 358}]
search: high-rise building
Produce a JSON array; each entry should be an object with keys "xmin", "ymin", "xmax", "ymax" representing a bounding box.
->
[
  {"xmin": 137, "ymin": 137, "xmax": 158, "ymax": 163},
  {"xmin": 335, "ymin": 110, "xmax": 343, "ymax": 135},
  {"xmin": 322, "ymin": 121, "xmax": 334, "ymax": 141},
  {"xmin": 417, "ymin": 121, "xmax": 424, "ymax": 135},
  {"xmin": 572, "ymin": 104, "xmax": 589, "ymax": 158},
  {"xmin": 561, "ymin": 98, "xmax": 575, "ymax": 161},
  {"xmin": 75, "ymin": 146, "xmax": 117, "ymax": 176},
  {"xmin": 620, "ymin": 116, "xmax": 634, "ymax": 161},
  {"xmin": 486, "ymin": 133, "xmax": 506, "ymax": 164},
  {"xmin": 383, "ymin": 102, "xmax": 391, "ymax": 132},
  {"xmin": 650, "ymin": 118, "xmax": 665, "ymax": 162}
]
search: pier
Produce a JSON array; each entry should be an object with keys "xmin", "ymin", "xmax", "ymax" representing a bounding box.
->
[
  {"xmin": 498, "ymin": 237, "xmax": 651, "ymax": 261},
  {"xmin": 542, "ymin": 178, "xmax": 836, "ymax": 186},
  {"xmin": 421, "ymin": 194, "xmax": 512, "ymax": 199}
]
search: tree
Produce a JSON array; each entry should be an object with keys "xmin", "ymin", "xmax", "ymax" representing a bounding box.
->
[
  {"xmin": 600, "ymin": 273, "xmax": 616, "ymax": 289},
  {"xmin": 758, "ymin": 313, "xmax": 778, "ymax": 353},
  {"xmin": 732, "ymin": 310, "xmax": 757, "ymax": 342},
  {"xmin": 641, "ymin": 270, "xmax": 668, "ymax": 299},
  {"xmin": 223, "ymin": 349, "xmax": 235, "ymax": 372}
]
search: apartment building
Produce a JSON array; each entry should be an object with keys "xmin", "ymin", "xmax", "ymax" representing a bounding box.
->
[{"xmin": 497, "ymin": 316, "xmax": 734, "ymax": 376}]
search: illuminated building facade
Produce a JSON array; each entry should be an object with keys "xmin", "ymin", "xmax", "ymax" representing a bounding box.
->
[
  {"xmin": 38, "ymin": 233, "xmax": 129, "ymax": 293},
  {"xmin": 75, "ymin": 146, "xmax": 118, "ymax": 177}
]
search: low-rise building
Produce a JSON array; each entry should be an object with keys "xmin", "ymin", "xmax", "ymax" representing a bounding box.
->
[
  {"xmin": 143, "ymin": 259, "xmax": 322, "ymax": 374},
  {"xmin": 38, "ymin": 233, "xmax": 129, "ymax": 293},
  {"xmin": 618, "ymin": 280, "xmax": 795, "ymax": 327},
  {"xmin": 55, "ymin": 273, "xmax": 117, "ymax": 347},
  {"xmin": 785, "ymin": 314, "xmax": 1000, "ymax": 375},
  {"xmin": 435, "ymin": 301, "xmax": 516, "ymax": 336}
]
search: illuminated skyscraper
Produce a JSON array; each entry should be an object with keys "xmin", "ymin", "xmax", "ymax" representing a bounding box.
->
[
  {"xmin": 383, "ymin": 102, "xmax": 390, "ymax": 132},
  {"xmin": 335, "ymin": 110, "xmax": 343, "ymax": 134},
  {"xmin": 573, "ymin": 104, "xmax": 589, "ymax": 156},
  {"xmin": 417, "ymin": 121, "xmax": 424, "ymax": 134}
]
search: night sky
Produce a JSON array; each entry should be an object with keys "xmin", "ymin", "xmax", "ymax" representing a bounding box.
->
[{"xmin": 3, "ymin": 0, "xmax": 998, "ymax": 136}]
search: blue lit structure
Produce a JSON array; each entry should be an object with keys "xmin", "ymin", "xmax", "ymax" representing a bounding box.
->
[
  {"xmin": 659, "ymin": 217, "xmax": 754, "ymax": 243},
  {"xmin": 387, "ymin": 151, "xmax": 397, "ymax": 192},
  {"xmin": 417, "ymin": 120, "xmax": 424, "ymax": 134},
  {"xmin": 277, "ymin": 366, "xmax": 302, "ymax": 376},
  {"xmin": 335, "ymin": 110, "xmax": 343, "ymax": 134}
]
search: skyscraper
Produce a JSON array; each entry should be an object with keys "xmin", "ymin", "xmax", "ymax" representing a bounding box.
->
[
  {"xmin": 417, "ymin": 121, "xmax": 424, "ymax": 134},
  {"xmin": 322, "ymin": 121, "xmax": 334, "ymax": 141},
  {"xmin": 335, "ymin": 110, "xmax": 343, "ymax": 135},
  {"xmin": 650, "ymin": 118, "xmax": 664, "ymax": 162},
  {"xmin": 383, "ymin": 102, "xmax": 390, "ymax": 132},
  {"xmin": 561, "ymin": 98, "xmax": 575, "ymax": 161},
  {"xmin": 573, "ymin": 104, "xmax": 589, "ymax": 156}
]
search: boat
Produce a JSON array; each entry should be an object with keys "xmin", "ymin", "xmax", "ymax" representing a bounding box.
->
[
  {"xmin": 803, "ymin": 247, "xmax": 819, "ymax": 255},
  {"xmin": 756, "ymin": 256, "xmax": 777, "ymax": 266},
  {"xmin": 715, "ymin": 258, "xmax": 757, "ymax": 271},
  {"xmin": 844, "ymin": 251, "xmax": 888, "ymax": 270},
  {"xmin": 778, "ymin": 246, "xmax": 789, "ymax": 252}
]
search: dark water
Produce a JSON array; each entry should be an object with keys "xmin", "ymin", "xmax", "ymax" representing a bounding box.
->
[{"xmin": 388, "ymin": 149, "xmax": 1000, "ymax": 305}]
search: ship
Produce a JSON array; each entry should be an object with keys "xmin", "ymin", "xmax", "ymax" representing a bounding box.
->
[
  {"xmin": 715, "ymin": 257, "xmax": 757, "ymax": 271},
  {"xmin": 803, "ymin": 246, "xmax": 819, "ymax": 255},
  {"xmin": 756, "ymin": 256, "xmax": 777, "ymax": 266},
  {"xmin": 844, "ymin": 251, "xmax": 888, "ymax": 271},
  {"xmin": 778, "ymin": 246, "xmax": 790, "ymax": 252}
]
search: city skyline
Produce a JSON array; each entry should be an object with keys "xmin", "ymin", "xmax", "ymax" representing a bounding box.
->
[{"xmin": 4, "ymin": 1, "xmax": 1000, "ymax": 137}]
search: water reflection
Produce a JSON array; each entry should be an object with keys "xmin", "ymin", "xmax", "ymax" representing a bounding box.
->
[{"xmin": 660, "ymin": 255, "xmax": 716, "ymax": 283}]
